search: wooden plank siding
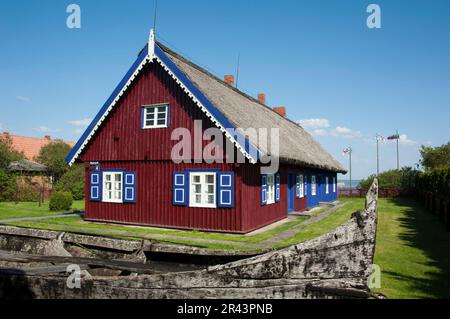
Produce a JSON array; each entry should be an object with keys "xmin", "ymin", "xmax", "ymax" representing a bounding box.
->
[
  {"xmin": 84, "ymin": 162, "xmax": 245, "ymax": 233},
  {"xmin": 80, "ymin": 62, "xmax": 227, "ymax": 162}
]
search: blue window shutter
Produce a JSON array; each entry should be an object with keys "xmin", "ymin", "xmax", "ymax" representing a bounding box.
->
[
  {"xmin": 166, "ymin": 105, "xmax": 170, "ymax": 128},
  {"xmin": 275, "ymin": 174, "xmax": 280, "ymax": 203},
  {"xmin": 217, "ymin": 172, "xmax": 234, "ymax": 208},
  {"xmin": 173, "ymin": 172, "xmax": 189, "ymax": 206},
  {"xmin": 90, "ymin": 172, "xmax": 102, "ymax": 202},
  {"xmin": 261, "ymin": 175, "xmax": 267, "ymax": 206},
  {"xmin": 296, "ymin": 175, "xmax": 300, "ymax": 198},
  {"xmin": 123, "ymin": 172, "xmax": 136, "ymax": 203}
]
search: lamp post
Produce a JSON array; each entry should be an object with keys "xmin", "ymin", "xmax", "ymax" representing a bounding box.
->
[
  {"xmin": 343, "ymin": 146, "xmax": 353, "ymax": 195},
  {"xmin": 376, "ymin": 134, "xmax": 385, "ymax": 177}
]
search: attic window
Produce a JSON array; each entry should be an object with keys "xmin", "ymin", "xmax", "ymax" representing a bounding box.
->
[{"xmin": 142, "ymin": 104, "xmax": 169, "ymax": 129}]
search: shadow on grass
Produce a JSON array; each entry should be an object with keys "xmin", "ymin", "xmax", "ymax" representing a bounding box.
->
[{"xmin": 388, "ymin": 197, "xmax": 450, "ymax": 298}]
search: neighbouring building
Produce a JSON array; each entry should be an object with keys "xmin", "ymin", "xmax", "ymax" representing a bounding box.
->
[
  {"xmin": 1, "ymin": 133, "xmax": 75, "ymax": 161},
  {"xmin": 66, "ymin": 30, "xmax": 346, "ymax": 233},
  {"xmin": 1, "ymin": 132, "xmax": 75, "ymax": 198}
]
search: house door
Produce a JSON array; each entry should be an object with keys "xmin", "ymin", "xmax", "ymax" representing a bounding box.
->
[{"xmin": 287, "ymin": 174, "xmax": 295, "ymax": 213}]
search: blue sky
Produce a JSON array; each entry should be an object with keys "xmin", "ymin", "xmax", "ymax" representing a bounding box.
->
[{"xmin": 0, "ymin": 0, "xmax": 449, "ymax": 179}]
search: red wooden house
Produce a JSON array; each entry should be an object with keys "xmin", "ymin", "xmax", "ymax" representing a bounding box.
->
[{"xmin": 66, "ymin": 31, "xmax": 346, "ymax": 233}]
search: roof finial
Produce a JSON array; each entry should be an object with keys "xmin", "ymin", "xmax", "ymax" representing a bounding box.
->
[{"xmin": 148, "ymin": 28, "xmax": 155, "ymax": 57}]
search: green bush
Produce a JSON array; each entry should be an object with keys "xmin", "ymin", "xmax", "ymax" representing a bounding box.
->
[
  {"xmin": 0, "ymin": 170, "xmax": 18, "ymax": 201},
  {"xmin": 416, "ymin": 166, "xmax": 450, "ymax": 197},
  {"xmin": 54, "ymin": 164, "xmax": 85, "ymax": 200},
  {"xmin": 49, "ymin": 191, "xmax": 73, "ymax": 212},
  {"xmin": 358, "ymin": 169, "xmax": 402, "ymax": 189},
  {"xmin": 358, "ymin": 167, "xmax": 421, "ymax": 195},
  {"xmin": 17, "ymin": 180, "xmax": 40, "ymax": 202}
]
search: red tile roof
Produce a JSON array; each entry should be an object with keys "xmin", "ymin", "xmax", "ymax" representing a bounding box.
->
[{"xmin": 1, "ymin": 132, "xmax": 75, "ymax": 160}]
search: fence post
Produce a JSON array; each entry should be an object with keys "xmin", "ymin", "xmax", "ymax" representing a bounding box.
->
[{"xmin": 447, "ymin": 201, "xmax": 450, "ymax": 231}]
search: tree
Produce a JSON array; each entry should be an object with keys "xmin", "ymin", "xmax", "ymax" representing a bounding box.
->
[
  {"xmin": 419, "ymin": 142, "xmax": 450, "ymax": 170},
  {"xmin": 54, "ymin": 164, "xmax": 85, "ymax": 200},
  {"xmin": 358, "ymin": 169, "xmax": 401, "ymax": 189},
  {"xmin": 0, "ymin": 134, "xmax": 24, "ymax": 201},
  {"xmin": 0, "ymin": 134, "xmax": 24, "ymax": 170},
  {"xmin": 35, "ymin": 141, "xmax": 71, "ymax": 183},
  {"xmin": 358, "ymin": 167, "xmax": 420, "ymax": 194}
]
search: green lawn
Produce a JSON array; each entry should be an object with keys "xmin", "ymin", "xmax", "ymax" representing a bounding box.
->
[
  {"xmin": 274, "ymin": 199, "xmax": 364, "ymax": 248},
  {"xmin": 372, "ymin": 197, "xmax": 450, "ymax": 299},
  {"xmin": 2, "ymin": 213, "xmax": 311, "ymax": 249},
  {"xmin": 0, "ymin": 200, "xmax": 85, "ymax": 220}
]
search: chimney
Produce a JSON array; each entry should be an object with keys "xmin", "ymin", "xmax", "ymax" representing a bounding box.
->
[
  {"xmin": 257, "ymin": 93, "xmax": 266, "ymax": 105},
  {"xmin": 224, "ymin": 75, "xmax": 235, "ymax": 87},
  {"xmin": 273, "ymin": 107, "xmax": 287, "ymax": 118},
  {"xmin": 44, "ymin": 135, "xmax": 51, "ymax": 140}
]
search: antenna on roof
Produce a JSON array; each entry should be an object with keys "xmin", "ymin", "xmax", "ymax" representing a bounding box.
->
[
  {"xmin": 235, "ymin": 52, "xmax": 241, "ymax": 89},
  {"xmin": 153, "ymin": 0, "xmax": 158, "ymax": 32}
]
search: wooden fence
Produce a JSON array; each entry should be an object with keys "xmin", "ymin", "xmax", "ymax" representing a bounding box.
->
[
  {"xmin": 417, "ymin": 191, "xmax": 450, "ymax": 231},
  {"xmin": 338, "ymin": 187, "xmax": 401, "ymax": 198}
]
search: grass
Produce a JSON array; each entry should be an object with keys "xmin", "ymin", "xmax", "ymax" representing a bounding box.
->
[
  {"xmin": 0, "ymin": 200, "xmax": 85, "ymax": 220},
  {"xmin": 2, "ymin": 214, "xmax": 310, "ymax": 250},
  {"xmin": 274, "ymin": 199, "xmax": 363, "ymax": 248},
  {"xmin": 0, "ymin": 203, "xmax": 319, "ymax": 244},
  {"xmin": 372, "ymin": 197, "xmax": 450, "ymax": 299}
]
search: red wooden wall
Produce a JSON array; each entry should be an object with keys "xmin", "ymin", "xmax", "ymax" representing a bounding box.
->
[
  {"xmin": 84, "ymin": 162, "xmax": 245, "ymax": 232},
  {"xmin": 81, "ymin": 62, "xmax": 227, "ymax": 162}
]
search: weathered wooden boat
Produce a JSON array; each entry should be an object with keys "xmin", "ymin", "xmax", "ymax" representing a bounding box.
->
[{"xmin": 0, "ymin": 181, "xmax": 378, "ymax": 299}]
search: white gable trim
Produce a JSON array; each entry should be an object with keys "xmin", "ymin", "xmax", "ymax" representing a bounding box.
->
[
  {"xmin": 68, "ymin": 53, "xmax": 154, "ymax": 166},
  {"xmin": 67, "ymin": 35, "xmax": 258, "ymax": 165},
  {"xmin": 153, "ymin": 55, "xmax": 257, "ymax": 164}
]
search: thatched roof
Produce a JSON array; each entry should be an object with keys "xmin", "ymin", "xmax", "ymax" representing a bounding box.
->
[
  {"xmin": 159, "ymin": 43, "xmax": 347, "ymax": 173},
  {"xmin": 8, "ymin": 159, "xmax": 47, "ymax": 173}
]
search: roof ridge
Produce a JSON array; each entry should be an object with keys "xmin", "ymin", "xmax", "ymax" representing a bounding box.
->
[
  {"xmin": 155, "ymin": 41, "xmax": 305, "ymax": 128},
  {"xmin": 1, "ymin": 133, "xmax": 73, "ymax": 143}
]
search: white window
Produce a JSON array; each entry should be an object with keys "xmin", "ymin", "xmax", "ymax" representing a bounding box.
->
[
  {"xmin": 311, "ymin": 175, "xmax": 316, "ymax": 196},
  {"xmin": 266, "ymin": 174, "xmax": 275, "ymax": 205},
  {"xmin": 189, "ymin": 172, "xmax": 216, "ymax": 208},
  {"xmin": 326, "ymin": 177, "xmax": 329, "ymax": 194},
  {"xmin": 299, "ymin": 175, "xmax": 304, "ymax": 198},
  {"xmin": 333, "ymin": 177, "xmax": 336, "ymax": 193},
  {"xmin": 142, "ymin": 104, "xmax": 169, "ymax": 128},
  {"xmin": 103, "ymin": 172, "xmax": 123, "ymax": 203}
]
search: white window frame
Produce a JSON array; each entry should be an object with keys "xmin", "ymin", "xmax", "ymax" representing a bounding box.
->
[
  {"xmin": 299, "ymin": 175, "xmax": 304, "ymax": 198},
  {"xmin": 326, "ymin": 177, "xmax": 329, "ymax": 194},
  {"xmin": 189, "ymin": 172, "xmax": 216, "ymax": 208},
  {"xmin": 102, "ymin": 172, "xmax": 123, "ymax": 203},
  {"xmin": 311, "ymin": 175, "xmax": 317, "ymax": 196},
  {"xmin": 333, "ymin": 177, "xmax": 336, "ymax": 193},
  {"xmin": 142, "ymin": 104, "xmax": 169, "ymax": 129},
  {"xmin": 305, "ymin": 176, "xmax": 307, "ymax": 196},
  {"xmin": 266, "ymin": 174, "xmax": 275, "ymax": 205}
]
